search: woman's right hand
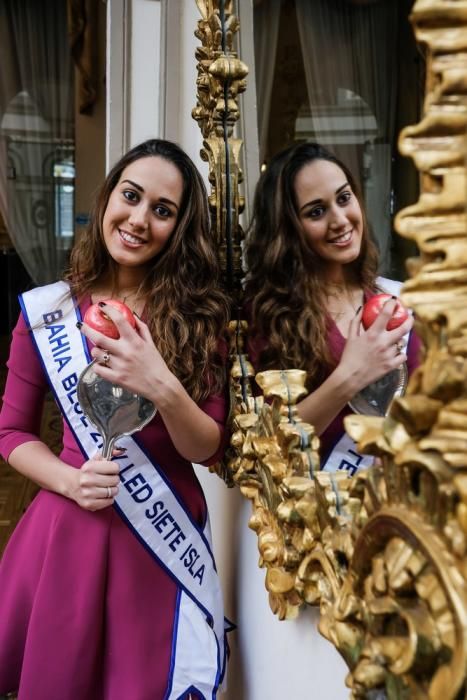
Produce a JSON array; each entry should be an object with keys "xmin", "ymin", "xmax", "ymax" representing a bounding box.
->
[
  {"xmin": 339, "ymin": 298, "xmax": 414, "ymax": 394},
  {"xmin": 70, "ymin": 454, "xmax": 120, "ymax": 511}
]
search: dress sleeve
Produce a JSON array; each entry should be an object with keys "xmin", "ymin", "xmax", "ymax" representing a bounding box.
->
[
  {"xmin": 195, "ymin": 386, "xmax": 230, "ymax": 467},
  {"xmin": 0, "ymin": 312, "xmax": 49, "ymax": 461},
  {"xmin": 407, "ymin": 328, "xmax": 422, "ymax": 377}
]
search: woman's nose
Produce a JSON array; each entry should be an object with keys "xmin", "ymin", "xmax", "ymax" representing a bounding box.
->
[
  {"xmin": 128, "ymin": 203, "xmax": 148, "ymax": 229},
  {"xmin": 328, "ymin": 206, "xmax": 348, "ymax": 229}
]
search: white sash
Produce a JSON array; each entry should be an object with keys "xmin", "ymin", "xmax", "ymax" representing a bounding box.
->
[
  {"xmin": 322, "ymin": 277, "xmax": 409, "ymax": 476},
  {"xmin": 321, "ymin": 435, "xmax": 374, "ymax": 476},
  {"xmin": 20, "ymin": 281, "xmax": 231, "ymax": 699}
]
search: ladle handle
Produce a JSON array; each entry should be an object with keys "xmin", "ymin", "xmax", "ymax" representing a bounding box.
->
[{"xmin": 103, "ymin": 435, "xmax": 118, "ymax": 461}]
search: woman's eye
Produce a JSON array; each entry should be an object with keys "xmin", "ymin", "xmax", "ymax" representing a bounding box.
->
[
  {"xmin": 338, "ymin": 191, "xmax": 352, "ymax": 205},
  {"xmin": 123, "ymin": 190, "xmax": 138, "ymax": 202},
  {"xmin": 309, "ymin": 206, "xmax": 324, "ymax": 218},
  {"xmin": 154, "ymin": 204, "xmax": 171, "ymax": 218}
]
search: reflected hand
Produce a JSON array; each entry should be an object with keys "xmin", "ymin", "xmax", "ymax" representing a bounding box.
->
[{"xmin": 340, "ymin": 299, "xmax": 413, "ymax": 393}]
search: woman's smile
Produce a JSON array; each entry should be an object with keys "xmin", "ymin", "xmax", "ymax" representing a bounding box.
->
[
  {"xmin": 118, "ymin": 228, "xmax": 147, "ymax": 247},
  {"xmin": 327, "ymin": 228, "xmax": 353, "ymax": 246}
]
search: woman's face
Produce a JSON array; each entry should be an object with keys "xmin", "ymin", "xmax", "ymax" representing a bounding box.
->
[
  {"xmin": 294, "ymin": 159, "xmax": 364, "ymax": 274},
  {"xmin": 102, "ymin": 155, "xmax": 183, "ymax": 274}
]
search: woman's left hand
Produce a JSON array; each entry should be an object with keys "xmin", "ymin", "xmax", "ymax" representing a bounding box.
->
[{"xmin": 79, "ymin": 303, "xmax": 174, "ymax": 404}]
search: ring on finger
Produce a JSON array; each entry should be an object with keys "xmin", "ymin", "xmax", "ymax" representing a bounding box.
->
[
  {"xmin": 101, "ymin": 351, "xmax": 110, "ymax": 367},
  {"xmin": 107, "ymin": 486, "xmax": 112, "ymax": 499}
]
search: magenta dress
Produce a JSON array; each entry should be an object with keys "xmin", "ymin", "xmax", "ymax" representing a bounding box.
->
[{"xmin": 0, "ymin": 300, "xmax": 228, "ymax": 700}]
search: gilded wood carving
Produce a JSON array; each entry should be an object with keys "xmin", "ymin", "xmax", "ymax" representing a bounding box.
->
[
  {"xmin": 194, "ymin": 0, "xmax": 467, "ymax": 697},
  {"xmin": 192, "ymin": 0, "xmax": 247, "ymax": 298}
]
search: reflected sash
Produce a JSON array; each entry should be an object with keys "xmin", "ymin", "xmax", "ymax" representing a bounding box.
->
[
  {"xmin": 322, "ymin": 277, "xmax": 409, "ymax": 477},
  {"xmin": 20, "ymin": 281, "xmax": 231, "ymax": 699}
]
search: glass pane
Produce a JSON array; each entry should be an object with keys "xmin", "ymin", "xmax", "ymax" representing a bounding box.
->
[{"xmin": 54, "ymin": 160, "xmax": 75, "ymax": 239}]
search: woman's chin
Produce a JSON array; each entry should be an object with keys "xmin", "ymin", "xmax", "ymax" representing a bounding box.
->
[{"xmin": 325, "ymin": 246, "xmax": 361, "ymax": 267}]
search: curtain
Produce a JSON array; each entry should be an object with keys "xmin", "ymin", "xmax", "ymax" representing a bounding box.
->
[
  {"xmin": 67, "ymin": 0, "xmax": 98, "ymax": 115},
  {"xmin": 295, "ymin": 0, "xmax": 399, "ymax": 273},
  {"xmin": 0, "ymin": 0, "xmax": 74, "ymax": 285},
  {"xmin": 253, "ymin": 0, "xmax": 282, "ymax": 165}
]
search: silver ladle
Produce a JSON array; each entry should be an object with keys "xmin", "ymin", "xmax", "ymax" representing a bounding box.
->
[
  {"xmin": 348, "ymin": 363, "xmax": 408, "ymax": 417},
  {"xmin": 77, "ymin": 359, "xmax": 157, "ymax": 458}
]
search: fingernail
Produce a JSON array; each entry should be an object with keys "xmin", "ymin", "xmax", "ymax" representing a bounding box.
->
[
  {"xmin": 98, "ymin": 301, "xmax": 106, "ymax": 307},
  {"xmin": 76, "ymin": 321, "xmax": 83, "ymax": 329},
  {"xmin": 355, "ymin": 305, "xmax": 362, "ymax": 315}
]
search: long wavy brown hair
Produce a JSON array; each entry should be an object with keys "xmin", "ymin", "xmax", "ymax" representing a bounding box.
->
[
  {"xmin": 244, "ymin": 142, "xmax": 380, "ymax": 389},
  {"xmin": 65, "ymin": 139, "xmax": 230, "ymax": 402}
]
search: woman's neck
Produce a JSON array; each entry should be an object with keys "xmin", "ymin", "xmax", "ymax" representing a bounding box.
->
[
  {"xmin": 91, "ymin": 268, "xmax": 148, "ymax": 315},
  {"xmin": 107, "ymin": 265, "xmax": 148, "ymax": 292},
  {"xmin": 322, "ymin": 265, "xmax": 359, "ymax": 295},
  {"xmin": 321, "ymin": 268, "xmax": 363, "ymax": 335},
  {"xmin": 115, "ymin": 266, "xmax": 148, "ymax": 292}
]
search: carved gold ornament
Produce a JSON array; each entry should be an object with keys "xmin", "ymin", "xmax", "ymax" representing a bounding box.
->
[
  {"xmin": 194, "ymin": 0, "xmax": 467, "ymax": 697},
  {"xmin": 192, "ymin": 0, "xmax": 247, "ymax": 297}
]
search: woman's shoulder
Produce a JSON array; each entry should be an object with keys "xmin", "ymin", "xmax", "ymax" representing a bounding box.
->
[{"xmin": 18, "ymin": 281, "xmax": 73, "ymax": 319}]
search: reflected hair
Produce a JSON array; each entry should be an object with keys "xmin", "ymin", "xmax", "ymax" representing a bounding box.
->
[
  {"xmin": 65, "ymin": 138, "xmax": 230, "ymax": 402},
  {"xmin": 244, "ymin": 141, "xmax": 379, "ymax": 388}
]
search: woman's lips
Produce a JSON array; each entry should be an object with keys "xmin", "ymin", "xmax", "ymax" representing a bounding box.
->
[
  {"xmin": 118, "ymin": 229, "xmax": 146, "ymax": 247},
  {"xmin": 328, "ymin": 229, "xmax": 353, "ymax": 247}
]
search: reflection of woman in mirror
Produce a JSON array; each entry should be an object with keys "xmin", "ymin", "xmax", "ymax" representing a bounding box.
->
[{"xmin": 244, "ymin": 142, "xmax": 420, "ymax": 473}]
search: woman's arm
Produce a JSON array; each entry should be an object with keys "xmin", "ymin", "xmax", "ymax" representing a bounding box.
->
[
  {"xmin": 6, "ymin": 440, "xmax": 75, "ymax": 495},
  {"xmin": 296, "ymin": 362, "xmax": 361, "ymax": 435},
  {"xmin": 7, "ymin": 441, "xmax": 120, "ymax": 510},
  {"xmin": 80, "ymin": 307, "xmax": 224, "ymax": 463},
  {"xmin": 297, "ymin": 300, "xmax": 413, "ymax": 434},
  {"xmin": 0, "ymin": 313, "xmax": 119, "ymax": 510},
  {"xmin": 141, "ymin": 372, "xmax": 223, "ymax": 463}
]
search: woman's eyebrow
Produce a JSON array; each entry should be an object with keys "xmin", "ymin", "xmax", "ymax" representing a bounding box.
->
[
  {"xmin": 336, "ymin": 181, "xmax": 349, "ymax": 194},
  {"xmin": 299, "ymin": 181, "xmax": 349, "ymax": 212},
  {"xmin": 121, "ymin": 178, "xmax": 143, "ymax": 192},
  {"xmin": 121, "ymin": 179, "xmax": 179, "ymax": 209}
]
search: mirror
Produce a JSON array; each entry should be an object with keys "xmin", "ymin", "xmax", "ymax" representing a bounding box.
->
[
  {"xmin": 196, "ymin": 0, "xmax": 467, "ymax": 696},
  {"xmin": 252, "ymin": 0, "xmax": 422, "ymax": 281}
]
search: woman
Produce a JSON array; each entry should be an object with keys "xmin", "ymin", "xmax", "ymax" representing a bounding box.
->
[
  {"xmin": 0, "ymin": 139, "xmax": 231, "ymax": 699},
  {"xmin": 244, "ymin": 141, "xmax": 419, "ymax": 474}
]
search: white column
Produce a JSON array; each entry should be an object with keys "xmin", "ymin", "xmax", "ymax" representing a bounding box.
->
[
  {"xmin": 129, "ymin": 0, "xmax": 162, "ymax": 146},
  {"xmin": 163, "ymin": 0, "xmax": 208, "ymax": 181},
  {"xmin": 106, "ymin": 0, "xmax": 130, "ymax": 171},
  {"xmin": 106, "ymin": 0, "xmax": 163, "ymax": 170}
]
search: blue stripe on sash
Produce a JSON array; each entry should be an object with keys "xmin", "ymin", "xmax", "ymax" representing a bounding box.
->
[{"xmin": 164, "ymin": 587, "xmax": 183, "ymax": 700}]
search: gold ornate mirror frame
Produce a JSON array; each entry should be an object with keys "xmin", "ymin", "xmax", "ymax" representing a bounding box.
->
[{"xmin": 194, "ymin": 0, "xmax": 467, "ymax": 697}]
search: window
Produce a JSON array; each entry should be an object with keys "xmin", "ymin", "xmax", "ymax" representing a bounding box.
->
[{"xmin": 53, "ymin": 160, "xmax": 75, "ymax": 240}]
